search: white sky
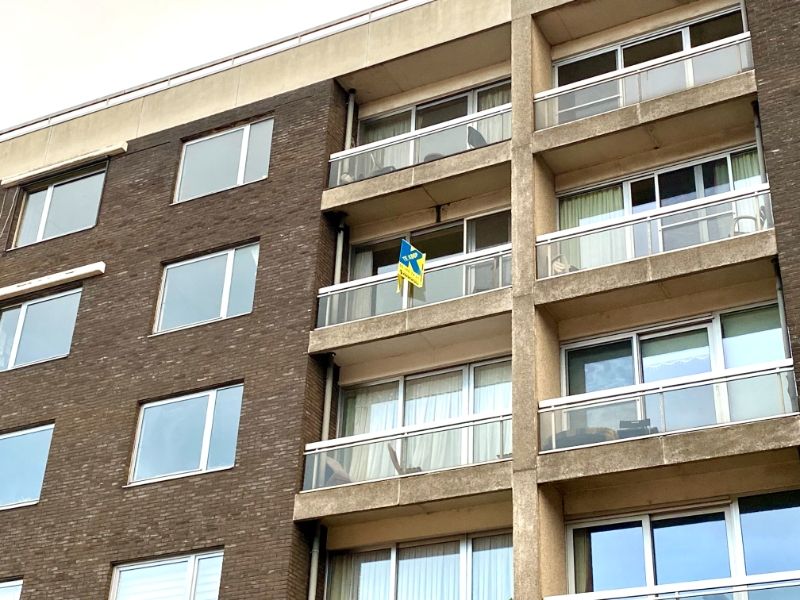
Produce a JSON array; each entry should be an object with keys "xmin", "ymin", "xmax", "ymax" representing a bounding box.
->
[{"xmin": 0, "ymin": 0, "xmax": 383, "ymax": 130}]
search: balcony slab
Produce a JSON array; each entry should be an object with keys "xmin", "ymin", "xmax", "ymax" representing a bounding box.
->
[
  {"xmin": 309, "ymin": 287, "xmax": 512, "ymax": 358},
  {"xmin": 322, "ymin": 141, "xmax": 511, "ymax": 224},
  {"xmin": 537, "ymin": 414, "xmax": 800, "ymax": 483},
  {"xmin": 293, "ymin": 460, "xmax": 512, "ymax": 521},
  {"xmin": 533, "ymin": 72, "xmax": 756, "ymax": 176}
]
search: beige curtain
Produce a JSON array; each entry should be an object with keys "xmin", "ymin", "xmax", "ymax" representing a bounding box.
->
[
  {"xmin": 558, "ymin": 184, "xmax": 626, "ymax": 270},
  {"xmin": 472, "ymin": 361, "xmax": 512, "ymax": 461},
  {"xmin": 328, "ymin": 549, "xmax": 391, "ymax": 600},
  {"xmin": 476, "ymin": 82, "xmax": 512, "ymax": 144}
]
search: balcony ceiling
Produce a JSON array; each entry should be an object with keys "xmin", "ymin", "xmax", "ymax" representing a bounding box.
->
[
  {"xmin": 338, "ymin": 25, "xmax": 511, "ymax": 104},
  {"xmin": 536, "ymin": 0, "xmax": 697, "ymax": 45}
]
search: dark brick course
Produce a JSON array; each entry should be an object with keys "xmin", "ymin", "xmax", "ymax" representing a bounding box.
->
[
  {"xmin": 746, "ymin": 0, "xmax": 800, "ymax": 373},
  {"xmin": 0, "ymin": 79, "xmax": 346, "ymax": 599}
]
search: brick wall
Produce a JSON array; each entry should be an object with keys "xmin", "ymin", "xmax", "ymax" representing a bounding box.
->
[
  {"xmin": 746, "ymin": 0, "xmax": 800, "ymax": 371},
  {"xmin": 0, "ymin": 79, "xmax": 346, "ymax": 600}
]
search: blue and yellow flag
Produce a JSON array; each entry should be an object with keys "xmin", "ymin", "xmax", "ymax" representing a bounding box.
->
[{"xmin": 397, "ymin": 239, "xmax": 426, "ymax": 291}]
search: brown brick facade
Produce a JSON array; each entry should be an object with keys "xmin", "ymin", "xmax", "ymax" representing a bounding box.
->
[
  {"xmin": 0, "ymin": 80, "xmax": 346, "ymax": 600},
  {"xmin": 746, "ymin": 0, "xmax": 800, "ymax": 373}
]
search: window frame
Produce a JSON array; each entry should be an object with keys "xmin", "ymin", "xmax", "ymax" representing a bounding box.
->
[
  {"xmin": 0, "ymin": 423, "xmax": 54, "ymax": 510},
  {"xmin": 173, "ymin": 118, "xmax": 274, "ymax": 204},
  {"xmin": 153, "ymin": 243, "xmax": 259, "ymax": 334},
  {"xmin": 109, "ymin": 550, "xmax": 224, "ymax": 600},
  {"xmin": 553, "ymin": 7, "xmax": 745, "ymax": 86},
  {"xmin": 1, "ymin": 288, "xmax": 82, "ymax": 371},
  {"xmin": 13, "ymin": 166, "xmax": 107, "ymax": 248},
  {"xmin": 128, "ymin": 384, "xmax": 243, "ymax": 486}
]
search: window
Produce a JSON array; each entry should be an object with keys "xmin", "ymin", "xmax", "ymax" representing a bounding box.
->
[
  {"xmin": 0, "ymin": 425, "xmax": 53, "ymax": 508},
  {"xmin": 0, "ymin": 289, "xmax": 82, "ymax": 370},
  {"xmin": 111, "ymin": 551, "xmax": 223, "ymax": 600},
  {"xmin": 0, "ymin": 581, "xmax": 22, "ymax": 600},
  {"xmin": 131, "ymin": 385, "xmax": 243, "ymax": 483},
  {"xmin": 176, "ymin": 119, "xmax": 274, "ymax": 202},
  {"xmin": 15, "ymin": 168, "xmax": 105, "ymax": 247},
  {"xmin": 555, "ymin": 9, "xmax": 745, "ymax": 86},
  {"xmin": 336, "ymin": 359, "xmax": 511, "ymax": 481},
  {"xmin": 569, "ymin": 491, "xmax": 800, "ymax": 595},
  {"xmin": 156, "ymin": 244, "xmax": 259, "ymax": 333},
  {"xmin": 327, "ymin": 532, "xmax": 512, "ymax": 600}
]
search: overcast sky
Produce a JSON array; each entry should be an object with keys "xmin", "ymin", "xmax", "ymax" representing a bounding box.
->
[{"xmin": 0, "ymin": 0, "xmax": 383, "ymax": 131}]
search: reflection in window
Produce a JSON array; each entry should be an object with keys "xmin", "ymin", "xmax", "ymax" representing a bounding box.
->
[
  {"xmin": 652, "ymin": 514, "xmax": 730, "ymax": 584},
  {"xmin": 740, "ymin": 490, "xmax": 800, "ymax": 575},
  {"xmin": 0, "ymin": 425, "xmax": 53, "ymax": 508},
  {"xmin": 573, "ymin": 522, "xmax": 647, "ymax": 592},
  {"xmin": 567, "ymin": 341, "xmax": 635, "ymax": 395},
  {"xmin": 641, "ymin": 329, "xmax": 711, "ymax": 383},
  {"xmin": 112, "ymin": 552, "xmax": 223, "ymax": 600}
]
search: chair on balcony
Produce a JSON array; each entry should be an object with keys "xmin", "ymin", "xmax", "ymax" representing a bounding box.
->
[
  {"xmin": 387, "ymin": 443, "xmax": 422, "ymax": 476},
  {"xmin": 467, "ymin": 126, "xmax": 487, "ymax": 149},
  {"xmin": 732, "ymin": 205, "xmax": 769, "ymax": 235},
  {"xmin": 617, "ymin": 418, "xmax": 659, "ymax": 439},
  {"xmin": 550, "ymin": 254, "xmax": 578, "ymax": 276},
  {"xmin": 323, "ymin": 456, "xmax": 353, "ymax": 487}
]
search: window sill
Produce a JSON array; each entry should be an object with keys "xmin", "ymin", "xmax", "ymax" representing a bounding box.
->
[
  {"xmin": 1, "ymin": 353, "xmax": 70, "ymax": 374},
  {"xmin": 149, "ymin": 311, "xmax": 253, "ymax": 337},
  {"xmin": 124, "ymin": 465, "xmax": 235, "ymax": 489},
  {"xmin": 171, "ymin": 175, "xmax": 269, "ymax": 205},
  {"xmin": 7, "ymin": 223, "xmax": 98, "ymax": 252},
  {"xmin": 0, "ymin": 499, "xmax": 39, "ymax": 512}
]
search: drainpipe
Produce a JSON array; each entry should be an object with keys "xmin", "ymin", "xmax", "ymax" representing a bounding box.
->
[
  {"xmin": 752, "ymin": 101, "xmax": 768, "ymax": 184},
  {"xmin": 333, "ymin": 217, "xmax": 346, "ymax": 286},
  {"xmin": 307, "ymin": 524, "xmax": 321, "ymax": 600},
  {"xmin": 345, "ymin": 89, "xmax": 357, "ymax": 150},
  {"xmin": 773, "ymin": 259, "xmax": 792, "ymax": 359}
]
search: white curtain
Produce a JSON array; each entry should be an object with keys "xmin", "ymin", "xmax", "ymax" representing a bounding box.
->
[
  {"xmin": 328, "ymin": 550, "xmax": 391, "ymax": 600},
  {"xmin": 348, "ymin": 249, "xmax": 375, "ymax": 321},
  {"xmin": 476, "ymin": 83, "xmax": 512, "ymax": 144},
  {"xmin": 339, "ymin": 383, "xmax": 398, "ymax": 482},
  {"xmin": 404, "ymin": 371, "xmax": 463, "ymax": 472},
  {"xmin": 732, "ymin": 149, "xmax": 762, "ymax": 189},
  {"xmin": 558, "ymin": 185, "xmax": 626, "ymax": 270},
  {"xmin": 397, "ymin": 541, "xmax": 460, "ymax": 600},
  {"xmin": 472, "ymin": 534, "xmax": 513, "ymax": 600},
  {"xmin": 359, "ymin": 112, "xmax": 412, "ymax": 177},
  {"xmin": 472, "ymin": 361, "xmax": 512, "ymax": 461}
]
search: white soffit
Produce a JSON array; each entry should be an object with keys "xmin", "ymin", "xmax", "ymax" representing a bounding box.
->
[{"xmin": 0, "ymin": 262, "xmax": 106, "ymax": 302}]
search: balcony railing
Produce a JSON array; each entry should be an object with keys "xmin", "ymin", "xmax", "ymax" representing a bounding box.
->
[
  {"xmin": 540, "ymin": 362, "xmax": 797, "ymax": 452},
  {"xmin": 546, "ymin": 575, "xmax": 800, "ymax": 600},
  {"xmin": 302, "ymin": 413, "xmax": 512, "ymax": 490},
  {"xmin": 328, "ymin": 103, "xmax": 512, "ymax": 187},
  {"xmin": 316, "ymin": 243, "xmax": 511, "ymax": 328},
  {"xmin": 534, "ymin": 33, "xmax": 753, "ymax": 129},
  {"xmin": 536, "ymin": 187, "xmax": 772, "ymax": 279}
]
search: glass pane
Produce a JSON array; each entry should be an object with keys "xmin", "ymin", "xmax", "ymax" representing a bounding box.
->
[
  {"xmin": 15, "ymin": 291, "xmax": 81, "ymax": 368},
  {"xmin": 641, "ymin": 329, "xmax": 711, "ymax": 382},
  {"xmin": 702, "ymin": 158, "xmax": 731, "ymax": 197},
  {"xmin": 573, "ymin": 522, "xmax": 646, "ymax": 592},
  {"xmin": 623, "ymin": 32, "xmax": 683, "ymax": 67},
  {"xmin": 559, "ymin": 185, "xmax": 624, "ymax": 230},
  {"xmin": 473, "ymin": 361, "xmax": 512, "ymax": 414},
  {"xmin": 631, "ymin": 178, "xmax": 657, "ymax": 213},
  {"xmin": 722, "ymin": 305, "xmax": 786, "ymax": 368},
  {"xmin": 397, "ymin": 541, "xmax": 460, "ymax": 600},
  {"xmin": 134, "ymin": 395, "xmax": 208, "ymax": 481},
  {"xmin": 0, "ymin": 307, "xmax": 20, "ymax": 371},
  {"xmin": 0, "ymin": 584, "xmax": 21, "ymax": 600},
  {"xmin": 15, "ymin": 189, "xmax": 47, "ymax": 246},
  {"xmin": 0, "ymin": 427, "xmax": 53, "ymax": 507},
  {"xmin": 740, "ymin": 490, "xmax": 800, "ymax": 575},
  {"xmin": 360, "ymin": 111, "xmax": 412, "ymax": 144},
  {"xmin": 410, "ymin": 261, "xmax": 463, "ymax": 307},
  {"xmin": 732, "ymin": 149, "xmax": 762, "ymax": 190},
  {"xmin": 328, "ymin": 549, "xmax": 391, "ymax": 600},
  {"xmin": 659, "ymin": 165, "xmax": 698, "ymax": 206},
  {"xmin": 178, "ymin": 129, "xmax": 244, "ymax": 201},
  {"xmin": 227, "ymin": 244, "xmax": 259, "ymax": 317},
  {"xmin": 567, "ymin": 340, "xmax": 635, "ymax": 395},
  {"xmin": 557, "ymin": 51, "xmax": 618, "ymax": 86},
  {"xmin": 350, "ymin": 238, "xmax": 403, "ymax": 279},
  {"xmin": 690, "ymin": 12, "xmax": 744, "ymax": 47},
  {"xmin": 43, "ymin": 171, "xmax": 105, "ymax": 240},
  {"xmin": 194, "ymin": 555, "xmax": 224, "ymax": 600},
  {"xmin": 243, "ymin": 119, "xmax": 273, "ymax": 183},
  {"xmin": 115, "ymin": 560, "xmax": 188, "ymax": 600},
  {"xmin": 412, "ymin": 224, "xmax": 464, "ymax": 261},
  {"xmin": 416, "ymin": 96, "xmax": 469, "ymax": 129},
  {"xmin": 472, "ymin": 534, "xmax": 513, "ymax": 600},
  {"xmin": 652, "ymin": 513, "xmax": 730, "ymax": 584},
  {"xmin": 340, "ymin": 382, "xmax": 399, "ymax": 437},
  {"xmin": 477, "ymin": 82, "xmax": 511, "ymax": 110},
  {"xmin": 159, "ymin": 254, "xmax": 227, "ymax": 331},
  {"xmin": 468, "ymin": 210, "xmax": 510, "ymax": 251},
  {"xmin": 207, "ymin": 386, "xmax": 243, "ymax": 470}
]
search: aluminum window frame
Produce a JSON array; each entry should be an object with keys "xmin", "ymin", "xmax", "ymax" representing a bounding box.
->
[
  {"xmin": 109, "ymin": 550, "xmax": 224, "ymax": 600},
  {"xmin": 1, "ymin": 288, "xmax": 82, "ymax": 371},
  {"xmin": 173, "ymin": 118, "xmax": 274, "ymax": 204},
  {"xmin": 128, "ymin": 384, "xmax": 243, "ymax": 485},
  {"xmin": 13, "ymin": 166, "xmax": 107, "ymax": 248},
  {"xmin": 0, "ymin": 423, "xmax": 54, "ymax": 511},
  {"xmin": 153, "ymin": 243, "xmax": 259, "ymax": 334}
]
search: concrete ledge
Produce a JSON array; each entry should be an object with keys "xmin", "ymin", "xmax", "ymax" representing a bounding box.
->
[
  {"xmin": 534, "ymin": 230, "xmax": 777, "ymax": 306},
  {"xmin": 532, "ymin": 71, "xmax": 756, "ymax": 154},
  {"xmin": 321, "ymin": 141, "xmax": 511, "ymax": 213},
  {"xmin": 309, "ymin": 287, "xmax": 512, "ymax": 354},
  {"xmin": 293, "ymin": 460, "xmax": 512, "ymax": 521},
  {"xmin": 537, "ymin": 415, "xmax": 800, "ymax": 483}
]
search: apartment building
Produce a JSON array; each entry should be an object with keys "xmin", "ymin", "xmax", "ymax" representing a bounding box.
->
[{"xmin": 0, "ymin": 0, "xmax": 798, "ymax": 599}]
